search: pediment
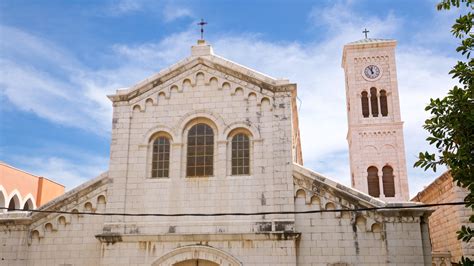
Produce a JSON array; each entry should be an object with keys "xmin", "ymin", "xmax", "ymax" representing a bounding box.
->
[{"xmin": 108, "ymin": 50, "xmax": 295, "ymax": 103}]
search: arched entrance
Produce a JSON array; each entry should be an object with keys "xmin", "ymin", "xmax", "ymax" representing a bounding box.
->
[
  {"xmin": 152, "ymin": 245, "xmax": 241, "ymax": 266},
  {"xmin": 174, "ymin": 259, "xmax": 218, "ymax": 266}
]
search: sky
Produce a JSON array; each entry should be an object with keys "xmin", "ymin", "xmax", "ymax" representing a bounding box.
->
[{"xmin": 0, "ymin": 0, "xmax": 465, "ymax": 197}]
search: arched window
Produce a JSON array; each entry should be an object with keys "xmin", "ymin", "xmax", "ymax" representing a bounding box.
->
[
  {"xmin": 361, "ymin": 91, "xmax": 369, "ymax": 118},
  {"xmin": 367, "ymin": 166, "xmax": 380, "ymax": 197},
  {"xmin": 370, "ymin": 87, "xmax": 379, "ymax": 117},
  {"xmin": 231, "ymin": 134, "xmax": 250, "ymax": 175},
  {"xmin": 382, "ymin": 166, "xmax": 395, "ymax": 197},
  {"xmin": 152, "ymin": 136, "xmax": 170, "ymax": 178},
  {"xmin": 187, "ymin": 123, "xmax": 214, "ymax": 177},
  {"xmin": 380, "ymin": 90, "xmax": 388, "ymax": 117},
  {"xmin": 8, "ymin": 195, "xmax": 20, "ymax": 211},
  {"xmin": 23, "ymin": 199, "xmax": 34, "ymax": 210}
]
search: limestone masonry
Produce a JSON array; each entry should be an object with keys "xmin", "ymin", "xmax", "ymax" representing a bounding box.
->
[{"xmin": 0, "ymin": 39, "xmax": 432, "ymax": 265}]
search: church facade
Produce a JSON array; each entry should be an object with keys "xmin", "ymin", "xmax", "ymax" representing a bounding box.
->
[{"xmin": 0, "ymin": 39, "xmax": 432, "ymax": 265}]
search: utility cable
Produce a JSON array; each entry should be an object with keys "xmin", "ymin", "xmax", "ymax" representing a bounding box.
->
[{"xmin": 0, "ymin": 201, "xmax": 470, "ymax": 217}]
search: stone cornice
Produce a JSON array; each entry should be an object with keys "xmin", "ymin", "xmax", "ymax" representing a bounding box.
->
[
  {"xmin": 108, "ymin": 57, "xmax": 296, "ymax": 103},
  {"xmin": 95, "ymin": 232, "xmax": 301, "ymax": 244}
]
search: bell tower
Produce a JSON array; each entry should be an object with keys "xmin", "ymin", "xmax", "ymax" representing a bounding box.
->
[{"xmin": 342, "ymin": 38, "xmax": 409, "ymax": 202}]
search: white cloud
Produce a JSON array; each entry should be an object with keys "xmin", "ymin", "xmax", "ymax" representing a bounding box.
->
[
  {"xmin": 163, "ymin": 5, "xmax": 193, "ymax": 22},
  {"xmin": 106, "ymin": 0, "xmax": 144, "ymax": 16},
  {"xmin": 6, "ymin": 154, "xmax": 108, "ymax": 190}
]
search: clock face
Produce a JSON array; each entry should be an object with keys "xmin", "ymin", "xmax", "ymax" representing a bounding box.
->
[{"xmin": 364, "ymin": 65, "xmax": 381, "ymax": 79}]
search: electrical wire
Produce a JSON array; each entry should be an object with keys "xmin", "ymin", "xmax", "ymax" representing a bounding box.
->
[{"xmin": 0, "ymin": 201, "xmax": 470, "ymax": 217}]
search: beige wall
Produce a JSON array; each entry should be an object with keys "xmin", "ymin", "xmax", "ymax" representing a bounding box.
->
[{"xmin": 413, "ymin": 172, "xmax": 474, "ymax": 263}]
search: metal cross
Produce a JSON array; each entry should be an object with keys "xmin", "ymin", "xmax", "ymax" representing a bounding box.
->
[
  {"xmin": 197, "ymin": 19, "xmax": 208, "ymax": 40},
  {"xmin": 363, "ymin": 28, "xmax": 369, "ymax": 39}
]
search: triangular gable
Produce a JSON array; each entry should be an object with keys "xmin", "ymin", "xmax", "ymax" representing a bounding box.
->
[{"xmin": 108, "ymin": 42, "xmax": 295, "ymax": 102}]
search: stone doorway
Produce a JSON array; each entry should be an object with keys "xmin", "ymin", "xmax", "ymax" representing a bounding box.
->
[{"xmin": 174, "ymin": 259, "xmax": 219, "ymax": 266}]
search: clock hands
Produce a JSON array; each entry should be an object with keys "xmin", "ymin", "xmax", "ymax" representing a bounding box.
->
[{"xmin": 364, "ymin": 65, "xmax": 380, "ymax": 79}]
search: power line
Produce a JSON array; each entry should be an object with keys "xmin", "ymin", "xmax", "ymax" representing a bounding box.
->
[{"xmin": 0, "ymin": 201, "xmax": 469, "ymax": 217}]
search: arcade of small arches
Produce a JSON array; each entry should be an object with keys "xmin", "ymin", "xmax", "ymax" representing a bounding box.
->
[
  {"xmin": 149, "ymin": 117, "xmax": 254, "ymax": 178},
  {"xmin": 366, "ymin": 165, "xmax": 395, "ymax": 198},
  {"xmin": 131, "ymin": 71, "xmax": 274, "ymax": 113},
  {"xmin": 0, "ymin": 186, "xmax": 36, "ymax": 212},
  {"xmin": 361, "ymin": 87, "xmax": 388, "ymax": 118}
]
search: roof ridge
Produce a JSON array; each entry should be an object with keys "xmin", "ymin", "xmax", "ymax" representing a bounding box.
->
[{"xmin": 347, "ymin": 38, "xmax": 396, "ymax": 45}]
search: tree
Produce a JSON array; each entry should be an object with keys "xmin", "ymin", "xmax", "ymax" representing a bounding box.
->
[{"xmin": 415, "ymin": 0, "xmax": 474, "ymax": 264}]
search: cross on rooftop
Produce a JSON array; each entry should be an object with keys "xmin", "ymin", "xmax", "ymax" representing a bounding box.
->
[
  {"xmin": 197, "ymin": 19, "xmax": 208, "ymax": 40},
  {"xmin": 363, "ymin": 28, "xmax": 369, "ymax": 39}
]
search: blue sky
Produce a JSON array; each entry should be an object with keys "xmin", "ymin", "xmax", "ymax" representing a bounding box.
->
[{"xmin": 0, "ymin": 0, "xmax": 465, "ymax": 196}]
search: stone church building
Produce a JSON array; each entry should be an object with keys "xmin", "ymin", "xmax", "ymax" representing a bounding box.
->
[{"xmin": 1, "ymin": 38, "xmax": 433, "ymax": 265}]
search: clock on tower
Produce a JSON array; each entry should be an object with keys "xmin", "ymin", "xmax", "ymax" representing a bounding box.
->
[{"xmin": 342, "ymin": 38, "xmax": 410, "ymax": 202}]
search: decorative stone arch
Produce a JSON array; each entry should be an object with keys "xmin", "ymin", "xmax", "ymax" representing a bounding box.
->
[
  {"xmin": 142, "ymin": 126, "xmax": 176, "ymax": 145},
  {"xmin": 7, "ymin": 189, "xmax": 22, "ymax": 211},
  {"xmin": 22, "ymin": 193, "xmax": 36, "ymax": 210},
  {"xmin": 0, "ymin": 185, "xmax": 6, "ymax": 211},
  {"xmin": 174, "ymin": 110, "xmax": 226, "ymax": 142},
  {"xmin": 223, "ymin": 122, "xmax": 261, "ymax": 140},
  {"xmin": 152, "ymin": 245, "xmax": 242, "ymax": 266}
]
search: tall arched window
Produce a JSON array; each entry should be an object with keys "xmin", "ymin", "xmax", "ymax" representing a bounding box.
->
[
  {"xmin": 231, "ymin": 134, "xmax": 250, "ymax": 175},
  {"xmin": 367, "ymin": 166, "xmax": 380, "ymax": 197},
  {"xmin": 187, "ymin": 123, "xmax": 214, "ymax": 177},
  {"xmin": 382, "ymin": 166, "xmax": 395, "ymax": 197},
  {"xmin": 361, "ymin": 91, "xmax": 369, "ymax": 118},
  {"xmin": 152, "ymin": 136, "xmax": 170, "ymax": 178},
  {"xmin": 380, "ymin": 90, "xmax": 388, "ymax": 117},
  {"xmin": 370, "ymin": 87, "xmax": 379, "ymax": 117}
]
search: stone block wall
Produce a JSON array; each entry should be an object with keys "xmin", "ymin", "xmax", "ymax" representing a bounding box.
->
[
  {"xmin": 413, "ymin": 171, "xmax": 474, "ymax": 263},
  {"xmin": 294, "ymin": 186, "xmax": 428, "ymax": 265}
]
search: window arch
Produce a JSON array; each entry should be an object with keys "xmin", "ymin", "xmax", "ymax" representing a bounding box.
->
[
  {"xmin": 151, "ymin": 136, "xmax": 170, "ymax": 178},
  {"xmin": 23, "ymin": 198, "xmax": 34, "ymax": 210},
  {"xmin": 187, "ymin": 123, "xmax": 214, "ymax": 177},
  {"xmin": 367, "ymin": 166, "xmax": 380, "ymax": 197},
  {"xmin": 231, "ymin": 133, "xmax": 250, "ymax": 175},
  {"xmin": 370, "ymin": 87, "xmax": 379, "ymax": 117},
  {"xmin": 0, "ymin": 189, "xmax": 5, "ymax": 211},
  {"xmin": 8, "ymin": 194, "xmax": 20, "ymax": 211},
  {"xmin": 380, "ymin": 90, "xmax": 388, "ymax": 117},
  {"xmin": 361, "ymin": 91, "xmax": 369, "ymax": 118},
  {"xmin": 382, "ymin": 166, "xmax": 395, "ymax": 197}
]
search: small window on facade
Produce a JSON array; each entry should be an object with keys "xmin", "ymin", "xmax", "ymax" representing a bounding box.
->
[
  {"xmin": 361, "ymin": 91, "xmax": 369, "ymax": 118},
  {"xmin": 370, "ymin": 87, "xmax": 379, "ymax": 117},
  {"xmin": 382, "ymin": 166, "xmax": 395, "ymax": 197},
  {"xmin": 367, "ymin": 166, "xmax": 380, "ymax": 197},
  {"xmin": 380, "ymin": 90, "xmax": 388, "ymax": 117},
  {"xmin": 151, "ymin": 137, "xmax": 170, "ymax": 178},
  {"xmin": 231, "ymin": 134, "xmax": 250, "ymax": 175},
  {"xmin": 187, "ymin": 123, "xmax": 214, "ymax": 177}
]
